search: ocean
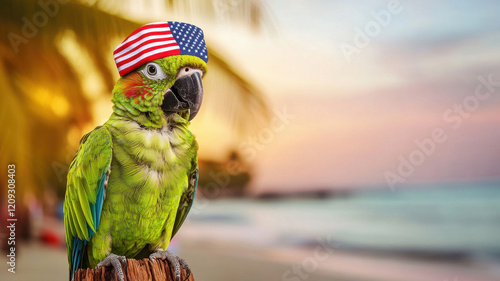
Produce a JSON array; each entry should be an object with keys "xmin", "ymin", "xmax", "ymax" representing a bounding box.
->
[{"xmin": 186, "ymin": 181, "xmax": 500, "ymax": 260}]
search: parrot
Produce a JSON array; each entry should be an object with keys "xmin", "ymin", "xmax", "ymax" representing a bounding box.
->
[{"xmin": 63, "ymin": 22, "xmax": 208, "ymax": 281}]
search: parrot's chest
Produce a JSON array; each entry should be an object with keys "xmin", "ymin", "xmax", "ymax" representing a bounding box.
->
[
  {"xmin": 104, "ymin": 121, "xmax": 196, "ymax": 254},
  {"xmin": 109, "ymin": 120, "xmax": 195, "ymax": 183}
]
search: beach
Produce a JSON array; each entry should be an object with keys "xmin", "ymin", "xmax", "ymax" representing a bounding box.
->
[
  {"xmin": 180, "ymin": 239, "xmax": 500, "ymax": 281},
  {"xmin": 1, "ymin": 239, "xmax": 499, "ymax": 281}
]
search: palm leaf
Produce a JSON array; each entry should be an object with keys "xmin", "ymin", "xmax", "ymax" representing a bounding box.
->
[{"xmin": 0, "ymin": 0, "xmax": 271, "ymax": 196}]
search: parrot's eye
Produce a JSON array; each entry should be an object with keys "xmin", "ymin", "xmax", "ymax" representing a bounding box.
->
[
  {"xmin": 140, "ymin": 62, "xmax": 167, "ymax": 80},
  {"xmin": 147, "ymin": 65, "xmax": 157, "ymax": 76}
]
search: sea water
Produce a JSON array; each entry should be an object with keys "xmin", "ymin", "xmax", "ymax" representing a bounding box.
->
[{"xmin": 188, "ymin": 181, "xmax": 500, "ymax": 259}]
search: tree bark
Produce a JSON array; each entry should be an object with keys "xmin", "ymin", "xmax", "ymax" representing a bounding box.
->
[{"xmin": 73, "ymin": 258, "xmax": 194, "ymax": 281}]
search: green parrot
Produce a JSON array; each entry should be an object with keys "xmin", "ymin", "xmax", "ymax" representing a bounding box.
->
[{"xmin": 64, "ymin": 22, "xmax": 208, "ymax": 281}]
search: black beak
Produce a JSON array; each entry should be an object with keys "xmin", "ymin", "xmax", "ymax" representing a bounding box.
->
[{"xmin": 161, "ymin": 72, "xmax": 203, "ymax": 121}]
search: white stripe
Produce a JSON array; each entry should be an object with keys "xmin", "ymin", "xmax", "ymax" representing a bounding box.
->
[
  {"xmin": 114, "ymin": 26, "xmax": 171, "ymax": 51},
  {"xmin": 114, "ymin": 40, "xmax": 177, "ymax": 63},
  {"xmin": 114, "ymin": 34, "xmax": 174, "ymax": 58},
  {"xmin": 117, "ymin": 46, "xmax": 180, "ymax": 72}
]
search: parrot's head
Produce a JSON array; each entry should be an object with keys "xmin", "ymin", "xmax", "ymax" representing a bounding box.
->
[
  {"xmin": 111, "ymin": 55, "xmax": 207, "ymax": 128},
  {"xmin": 110, "ymin": 21, "xmax": 208, "ymax": 129}
]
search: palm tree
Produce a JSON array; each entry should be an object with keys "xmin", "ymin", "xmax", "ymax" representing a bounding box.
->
[{"xmin": 0, "ymin": 0, "xmax": 271, "ymax": 201}]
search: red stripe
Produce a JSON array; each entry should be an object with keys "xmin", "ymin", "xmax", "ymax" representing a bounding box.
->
[
  {"xmin": 114, "ymin": 29, "xmax": 173, "ymax": 56},
  {"xmin": 114, "ymin": 37, "xmax": 178, "ymax": 60},
  {"xmin": 118, "ymin": 49, "xmax": 181, "ymax": 76},
  {"xmin": 121, "ymin": 22, "xmax": 170, "ymax": 42},
  {"xmin": 115, "ymin": 41, "xmax": 180, "ymax": 68}
]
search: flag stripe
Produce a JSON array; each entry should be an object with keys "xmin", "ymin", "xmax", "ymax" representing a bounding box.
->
[
  {"xmin": 114, "ymin": 27, "xmax": 172, "ymax": 54},
  {"xmin": 114, "ymin": 34, "xmax": 174, "ymax": 58},
  {"xmin": 114, "ymin": 22, "xmax": 178, "ymax": 76},
  {"xmin": 117, "ymin": 46, "xmax": 180, "ymax": 73},
  {"xmin": 115, "ymin": 40, "xmax": 178, "ymax": 63},
  {"xmin": 114, "ymin": 22, "xmax": 170, "ymax": 51},
  {"xmin": 114, "ymin": 29, "xmax": 173, "ymax": 55},
  {"xmin": 116, "ymin": 42, "xmax": 179, "ymax": 69},
  {"xmin": 118, "ymin": 50, "xmax": 180, "ymax": 76}
]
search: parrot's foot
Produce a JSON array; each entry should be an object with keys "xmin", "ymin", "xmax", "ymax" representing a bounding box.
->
[
  {"xmin": 149, "ymin": 249, "xmax": 190, "ymax": 281},
  {"xmin": 96, "ymin": 253, "xmax": 127, "ymax": 281}
]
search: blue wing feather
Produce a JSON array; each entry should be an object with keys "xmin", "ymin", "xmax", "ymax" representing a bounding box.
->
[
  {"xmin": 69, "ymin": 168, "xmax": 108, "ymax": 279},
  {"xmin": 70, "ymin": 238, "xmax": 86, "ymax": 280}
]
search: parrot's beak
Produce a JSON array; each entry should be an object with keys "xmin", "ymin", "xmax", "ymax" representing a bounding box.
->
[{"xmin": 161, "ymin": 72, "xmax": 203, "ymax": 121}]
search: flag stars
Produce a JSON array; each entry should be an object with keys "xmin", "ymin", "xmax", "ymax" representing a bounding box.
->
[{"xmin": 167, "ymin": 21, "xmax": 207, "ymax": 62}]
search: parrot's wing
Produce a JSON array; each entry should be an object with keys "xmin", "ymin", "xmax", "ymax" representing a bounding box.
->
[
  {"xmin": 171, "ymin": 161, "xmax": 198, "ymax": 239},
  {"xmin": 64, "ymin": 126, "xmax": 112, "ymax": 278}
]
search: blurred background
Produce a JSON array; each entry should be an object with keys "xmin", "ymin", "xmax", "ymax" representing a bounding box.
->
[{"xmin": 1, "ymin": 0, "xmax": 500, "ymax": 280}]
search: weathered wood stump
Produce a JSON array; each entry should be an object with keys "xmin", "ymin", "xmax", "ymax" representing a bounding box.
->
[{"xmin": 73, "ymin": 258, "xmax": 194, "ymax": 281}]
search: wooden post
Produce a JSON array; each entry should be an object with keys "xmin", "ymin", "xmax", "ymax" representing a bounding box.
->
[{"xmin": 73, "ymin": 258, "xmax": 194, "ymax": 281}]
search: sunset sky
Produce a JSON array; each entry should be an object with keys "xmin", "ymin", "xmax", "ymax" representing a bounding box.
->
[
  {"xmin": 195, "ymin": 0, "xmax": 500, "ymax": 193},
  {"xmin": 106, "ymin": 1, "xmax": 500, "ymax": 193}
]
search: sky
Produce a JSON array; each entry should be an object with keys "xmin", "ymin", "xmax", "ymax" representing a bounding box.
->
[
  {"xmin": 198, "ymin": 0, "xmax": 500, "ymax": 193},
  {"xmin": 109, "ymin": 0, "xmax": 500, "ymax": 193}
]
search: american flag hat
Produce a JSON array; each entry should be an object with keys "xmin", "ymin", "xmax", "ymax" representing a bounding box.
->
[{"xmin": 113, "ymin": 21, "xmax": 208, "ymax": 76}]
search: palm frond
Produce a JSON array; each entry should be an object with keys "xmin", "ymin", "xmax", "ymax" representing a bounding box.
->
[{"xmin": 0, "ymin": 0, "xmax": 271, "ymax": 197}]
